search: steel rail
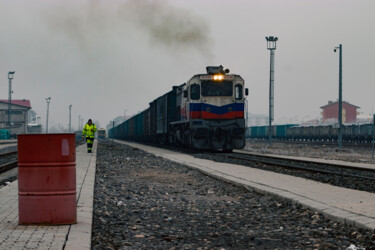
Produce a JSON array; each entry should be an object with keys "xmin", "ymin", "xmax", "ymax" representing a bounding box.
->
[
  {"xmin": 236, "ymin": 150, "xmax": 375, "ymax": 173},
  {"xmin": 0, "ymin": 151, "xmax": 17, "ymax": 157},
  {"xmin": 226, "ymin": 153, "xmax": 375, "ymax": 182},
  {"xmin": 0, "ymin": 161, "xmax": 18, "ymax": 175},
  {"xmin": 247, "ymin": 139, "xmax": 372, "ymax": 148}
]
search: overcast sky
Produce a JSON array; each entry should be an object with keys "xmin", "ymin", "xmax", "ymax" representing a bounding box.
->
[{"xmin": 0, "ymin": 0, "xmax": 374, "ymax": 130}]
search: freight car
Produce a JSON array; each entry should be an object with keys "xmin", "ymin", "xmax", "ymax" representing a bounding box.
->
[
  {"xmin": 74, "ymin": 130, "xmax": 83, "ymax": 142},
  {"xmin": 98, "ymin": 129, "xmax": 106, "ymax": 139},
  {"xmin": 246, "ymin": 124, "xmax": 298, "ymax": 140},
  {"xmin": 109, "ymin": 66, "xmax": 248, "ymax": 151},
  {"xmin": 247, "ymin": 123, "xmax": 375, "ymax": 143}
]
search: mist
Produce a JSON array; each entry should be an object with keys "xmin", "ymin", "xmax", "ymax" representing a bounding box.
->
[
  {"xmin": 0, "ymin": 0, "xmax": 214, "ymax": 130},
  {"xmin": 0, "ymin": 0, "xmax": 374, "ymax": 131}
]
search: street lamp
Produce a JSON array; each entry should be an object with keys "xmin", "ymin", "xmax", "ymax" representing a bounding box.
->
[
  {"xmin": 334, "ymin": 44, "xmax": 343, "ymax": 148},
  {"xmin": 8, "ymin": 71, "xmax": 15, "ymax": 136},
  {"xmin": 46, "ymin": 97, "xmax": 51, "ymax": 133},
  {"xmin": 78, "ymin": 115, "xmax": 81, "ymax": 131},
  {"xmin": 265, "ymin": 36, "xmax": 278, "ymax": 146},
  {"xmin": 69, "ymin": 105, "xmax": 72, "ymax": 132}
]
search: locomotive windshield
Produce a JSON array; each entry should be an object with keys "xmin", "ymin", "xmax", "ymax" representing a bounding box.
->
[{"xmin": 201, "ymin": 81, "xmax": 233, "ymax": 97}]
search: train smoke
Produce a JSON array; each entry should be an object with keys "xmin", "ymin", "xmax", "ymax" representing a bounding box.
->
[
  {"xmin": 43, "ymin": 0, "xmax": 212, "ymax": 56},
  {"xmin": 120, "ymin": 0, "xmax": 212, "ymax": 53}
]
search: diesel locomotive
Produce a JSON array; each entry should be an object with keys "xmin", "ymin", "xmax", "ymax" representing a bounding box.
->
[{"xmin": 109, "ymin": 66, "xmax": 248, "ymax": 151}]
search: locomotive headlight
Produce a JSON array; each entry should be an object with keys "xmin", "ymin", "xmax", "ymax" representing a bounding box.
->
[{"xmin": 213, "ymin": 74, "xmax": 224, "ymax": 81}]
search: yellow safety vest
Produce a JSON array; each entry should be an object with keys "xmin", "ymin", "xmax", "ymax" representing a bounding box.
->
[{"xmin": 83, "ymin": 123, "xmax": 97, "ymax": 139}]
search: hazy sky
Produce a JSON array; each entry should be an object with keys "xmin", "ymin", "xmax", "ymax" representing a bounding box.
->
[{"xmin": 0, "ymin": 0, "xmax": 374, "ymax": 130}]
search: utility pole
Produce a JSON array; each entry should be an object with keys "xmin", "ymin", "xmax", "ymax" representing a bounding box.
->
[
  {"xmin": 266, "ymin": 36, "xmax": 278, "ymax": 147},
  {"xmin": 8, "ymin": 71, "xmax": 15, "ymax": 136},
  {"xmin": 46, "ymin": 97, "xmax": 51, "ymax": 133},
  {"xmin": 69, "ymin": 105, "xmax": 72, "ymax": 132},
  {"xmin": 78, "ymin": 115, "xmax": 81, "ymax": 131},
  {"xmin": 372, "ymin": 114, "xmax": 375, "ymax": 159},
  {"xmin": 334, "ymin": 44, "xmax": 343, "ymax": 148}
]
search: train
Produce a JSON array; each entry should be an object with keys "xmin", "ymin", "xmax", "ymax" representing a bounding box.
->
[
  {"xmin": 247, "ymin": 123, "xmax": 375, "ymax": 143},
  {"xmin": 98, "ymin": 129, "xmax": 106, "ymax": 139},
  {"xmin": 74, "ymin": 130, "xmax": 83, "ymax": 141},
  {"xmin": 109, "ymin": 66, "xmax": 248, "ymax": 151}
]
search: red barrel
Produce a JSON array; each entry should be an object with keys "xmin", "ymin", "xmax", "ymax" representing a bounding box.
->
[{"xmin": 18, "ymin": 134, "xmax": 76, "ymax": 225}]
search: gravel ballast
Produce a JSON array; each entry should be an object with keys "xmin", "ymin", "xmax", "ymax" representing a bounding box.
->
[{"xmin": 92, "ymin": 141, "xmax": 375, "ymax": 249}]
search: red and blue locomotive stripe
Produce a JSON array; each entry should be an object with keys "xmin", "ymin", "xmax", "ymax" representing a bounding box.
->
[{"xmin": 189, "ymin": 103, "xmax": 244, "ymax": 119}]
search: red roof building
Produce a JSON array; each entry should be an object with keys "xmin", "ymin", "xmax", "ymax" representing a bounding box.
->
[
  {"xmin": 320, "ymin": 101, "xmax": 359, "ymax": 124},
  {"xmin": 0, "ymin": 99, "xmax": 31, "ymax": 108},
  {"xmin": 0, "ymin": 99, "xmax": 32, "ymax": 134}
]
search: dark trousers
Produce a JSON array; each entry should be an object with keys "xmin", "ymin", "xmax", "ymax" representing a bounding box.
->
[{"xmin": 86, "ymin": 137, "xmax": 94, "ymax": 153}]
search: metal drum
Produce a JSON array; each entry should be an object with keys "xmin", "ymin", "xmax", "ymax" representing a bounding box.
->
[{"xmin": 18, "ymin": 134, "xmax": 76, "ymax": 225}]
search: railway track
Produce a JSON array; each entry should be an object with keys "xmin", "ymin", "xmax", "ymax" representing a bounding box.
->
[
  {"xmin": 192, "ymin": 150, "xmax": 375, "ymax": 193},
  {"xmin": 0, "ymin": 151, "xmax": 18, "ymax": 187},
  {"xmin": 0, "ymin": 151, "xmax": 17, "ymax": 167},
  {"xmin": 248, "ymin": 139, "xmax": 373, "ymax": 148},
  {"xmin": 0, "ymin": 161, "xmax": 18, "ymax": 175},
  {"xmin": 234, "ymin": 151, "xmax": 375, "ymax": 181}
]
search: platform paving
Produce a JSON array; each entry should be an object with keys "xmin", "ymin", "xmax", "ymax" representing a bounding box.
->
[
  {"xmin": 119, "ymin": 140, "xmax": 375, "ymax": 232},
  {"xmin": 0, "ymin": 141, "xmax": 96, "ymax": 250}
]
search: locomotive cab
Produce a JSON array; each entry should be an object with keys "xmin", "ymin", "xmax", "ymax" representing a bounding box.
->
[{"xmin": 174, "ymin": 66, "xmax": 247, "ymax": 150}]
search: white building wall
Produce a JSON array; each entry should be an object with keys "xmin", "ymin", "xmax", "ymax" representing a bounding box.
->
[{"xmin": 0, "ymin": 102, "xmax": 30, "ymax": 135}]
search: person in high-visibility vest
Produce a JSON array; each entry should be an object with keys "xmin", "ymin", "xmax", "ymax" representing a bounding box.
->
[{"xmin": 82, "ymin": 119, "xmax": 97, "ymax": 153}]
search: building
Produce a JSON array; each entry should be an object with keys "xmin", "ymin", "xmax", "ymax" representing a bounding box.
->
[
  {"xmin": 27, "ymin": 124, "xmax": 42, "ymax": 134},
  {"xmin": 247, "ymin": 113, "xmax": 269, "ymax": 127},
  {"xmin": 0, "ymin": 99, "xmax": 31, "ymax": 135},
  {"xmin": 27, "ymin": 109, "xmax": 42, "ymax": 134},
  {"xmin": 28, "ymin": 109, "xmax": 37, "ymax": 124},
  {"xmin": 320, "ymin": 100, "xmax": 359, "ymax": 124}
]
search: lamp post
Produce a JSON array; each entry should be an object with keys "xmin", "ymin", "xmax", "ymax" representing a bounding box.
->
[
  {"xmin": 45, "ymin": 97, "xmax": 51, "ymax": 133},
  {"xmin": 69, "ymin": 105, "xmax": 72, "ymax": 132},
  {"xmin": 8, "ymin": 71, "xmax": 15, "ymax": 136},
  {"xmin": 266, "ymin": 36, "xmax": 278, "ymax": 147},
  {"xmin": 78, "ymin": 115, "xmax": 81, "ymax": 131},
  {"xmin": 334, "ymin": 44, "xmax": 343, "ymax": 148}
]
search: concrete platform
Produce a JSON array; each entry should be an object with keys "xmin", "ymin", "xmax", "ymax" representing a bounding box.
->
[
  {"xmin": 118, "ymin": 140, "xmax": 375, "ymax": 232},
  {"xmin": 0, "ymin": 141, "xmax": 97, "ymax": 250}
]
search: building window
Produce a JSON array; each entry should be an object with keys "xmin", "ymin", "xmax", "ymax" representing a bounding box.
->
[{"xmin": 5, "ymin": 110, "xmax": 23, "ymax": 115}]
